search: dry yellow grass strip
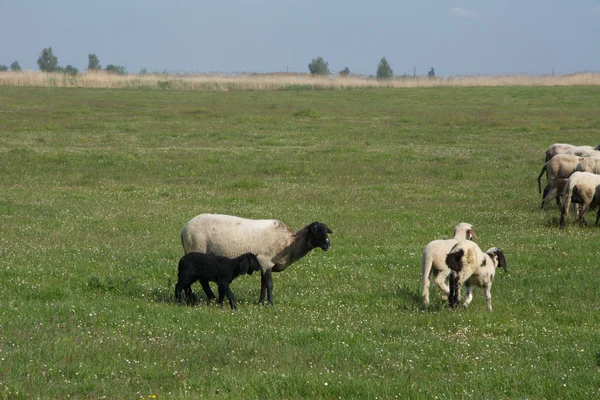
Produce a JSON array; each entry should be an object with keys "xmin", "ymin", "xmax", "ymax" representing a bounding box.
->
[{"xmin": 1, "ymin": 70, "xmax": 599, "ymax": 90}]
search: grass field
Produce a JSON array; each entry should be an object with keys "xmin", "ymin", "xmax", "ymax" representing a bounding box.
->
[{"xmin": 0, "ymin": 85, "xmax": 599, "ymax": 399}]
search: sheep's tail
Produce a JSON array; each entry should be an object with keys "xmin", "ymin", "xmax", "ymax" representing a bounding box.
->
[
  {"xmin": 181, "ymin": 230, "xmax": 188, "ymax": 254},
  {"xmin": 537, "ymin": 162, "xmax": 547, "ymax": 194}
]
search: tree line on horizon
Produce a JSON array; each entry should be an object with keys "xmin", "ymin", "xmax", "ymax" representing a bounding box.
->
[
  {"xmin": 0, "ymin": 47, "xmax": 128, "ymax": 76},
  {"xmin": 308, "ymin": 56, "xmax": 435, "ymax": 80},
  {"xmin": 1, "ymin": 47, "xmax": 435, "ymax": 79}
]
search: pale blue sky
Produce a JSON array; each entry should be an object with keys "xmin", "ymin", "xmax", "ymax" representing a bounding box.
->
[{"xmin": 1, "ymin": 1, "xmax": 599, "ymax": 76}]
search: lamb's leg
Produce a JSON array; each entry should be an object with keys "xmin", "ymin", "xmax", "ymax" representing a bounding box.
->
[
  {"xmin": 448, "ymin": 272, "xmax": 459, "ymax": 308},
  {"xmin": 218, "ymin": 282, "xmax": 236, "ymax": 310},
  {"xmin": 463, "ymin": 286, "xmax": 474, "ymax": 308},
  {"xmin": 435, "ymin": 269, "xmax": 451, "ymax": 303},
  {"xmin": 175, "ymin": 282, "xmax": 184, "ymax": 304},
  {"xmin": 199, "ymin": 279, "xmax": 216, "ymax": 303},
  {"xmin": 484, "ymin": 283, "xmax": 493, "ymax": 312},
  {"xmin": 422, "ymin": 272, "xmax": 431, "ymax": 308},
  {"xmin": 259, "ymin": 269, "xmax": 274, "ymax": 305}
]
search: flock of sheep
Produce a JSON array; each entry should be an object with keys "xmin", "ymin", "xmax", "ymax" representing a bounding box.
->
[
  {"xmin": 172, "ymin": 142, "xmax": 598, "ymax": 311},
  {"xmin": 538, "ymin": 142, "xmax": 600, "ymax": 227}
]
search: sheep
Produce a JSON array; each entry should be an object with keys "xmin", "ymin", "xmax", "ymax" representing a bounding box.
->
[
  {"xmin": 544, "ymin": 143, "xmax": 600, "ymax": 162},
  {"xmin": 537, "ymin": 154, "xmax": 583, "ymax": 203},
  {"xmin": 421, "ymin": 222, "xmax": 477, "ymax": 308},
  {"xmin": 559, "ymin": 171, "xmax": 600, "ymax": 228},
  {"xmin": 175, "ymin": 252, "xmax": 261, "ymax": 310},
  {"xmin": 541, "ymin": 177, "xmax": 568, "ymax": 210},
  {"xmin": 445, "ymin": 241, "xmax": 507, "ymax": 312},
  {"xmin": 575, "ymin": 157, "xmax": 600, "ymax": 175},
  {"xmin": 181, "ymin": 213, "xmax": 332, "ymax": 305}
]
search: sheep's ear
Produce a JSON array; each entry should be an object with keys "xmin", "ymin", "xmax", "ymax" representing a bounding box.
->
[
  {"xmin": 496, "ymin": 249, "xmax": 508, "ymax": 272},
  {"xmin": 467, "ymin": 229, "xmax": 477, "ymax": 240},
  {"xmin": 326, "ymin": 226, "xmax": 333, "ymax": 234}
]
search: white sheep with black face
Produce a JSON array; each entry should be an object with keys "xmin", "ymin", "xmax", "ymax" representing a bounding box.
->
[
  {"xmin": 181, "ymin": 213, "xmax": 332, "ymax": 305},
  {"xmin": 445, "ymin": 241, "xmax": 507, "ymax": 312},
  {"xmin": 421, "ymin": 222, "xmax": 477, "ymax": 309}
]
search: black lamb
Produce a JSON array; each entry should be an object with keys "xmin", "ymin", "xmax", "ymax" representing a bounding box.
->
[{"xmin": 175, "ymin": 252, "xmax": 261, "ymax": 310}]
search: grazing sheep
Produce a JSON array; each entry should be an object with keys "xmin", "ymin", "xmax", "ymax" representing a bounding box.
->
[
  {"xmin": 445, "ymin": 241, "xmax": 507, "ymax": 312},
  {"xmin": 421, "ymin": 222, "xmax": 477, "ymax": 308},
  {"xmin": 575, "ymin": 157, "xmax": 600, "ymax": 175},
  {"xmin": 537, "ymin": 153, "xmax": 582, "ymax": 197},
  {"xmin": 541, "ymin": 177, "xmax": 569, "ymax": 210},
  {"xmin": 545, "ymin": 143, "xmax": 600, "ymax": 162},
  {"xmin": 181, "ymin": 214, "xmax": 332, "ymax": 305},
  {"xmin": 559, "ymin": 171, "xmax": 600, "ymax": 228},
  {"xmin": 175, "ymin": 252, "xmax": 261, "ymax": 310}
]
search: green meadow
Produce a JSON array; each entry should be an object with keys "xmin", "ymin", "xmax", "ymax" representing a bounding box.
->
[{"xmin": 0, "ymin": 85, "xmax": 599, "ymax": 399}]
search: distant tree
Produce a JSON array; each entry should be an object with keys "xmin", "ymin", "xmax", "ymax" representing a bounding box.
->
[
  {"xmin": 0, "ymin": 65, "xmax": 8, "ymax": 71},
  {"xmin": 64, "ymin": 65, "xmax": 78, "ymax": 75},
  {"xmin": 340, "ymin": 67, "xmax": 350, "ymax": 77},
  {"xmin": 308, "ymin": 57, "xmax": 330, "ymax": 75},
  {"xmin": 139, "ymin": 67, "xmax": 148, "ymax": 76},
  {"xmin": 106, "ymin": 64, "xmax": 127, "ymax": 75},
  {"xmin": 376, "ymin": 57, "xmax": 393, "ymax": 80},
  {"xmin": 10, "ymin": 61, "xmax": 22, "ymax": 71},
  {"xmin": 88, "ymin": 53, "xmax": 101, "ymax": 70},
  {"xmin": 37, "ymin": 47, "xmax": 59, "ymax": 72},
  {"xmin": 428, "ymin": 67, "xmax": 435, "ymax": 79}
]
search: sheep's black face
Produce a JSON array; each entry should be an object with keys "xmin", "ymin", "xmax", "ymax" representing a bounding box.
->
[{"xmin": 309, "ymin": 222, "xmax": 332, "ymax": 251}]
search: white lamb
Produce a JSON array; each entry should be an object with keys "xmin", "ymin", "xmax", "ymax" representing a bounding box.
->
[{"xmin": 421, "ymin": 222, "xmax": 477, "ymax": 308}]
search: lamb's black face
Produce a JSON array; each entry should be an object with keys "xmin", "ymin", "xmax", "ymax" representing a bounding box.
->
[
  {"xmin": 245, "ymin": 254, "xmax": 262, "ymax": 275},
  {"xmin": 309, "ymin": 222, "xmax": 332, "ymax": 251}
]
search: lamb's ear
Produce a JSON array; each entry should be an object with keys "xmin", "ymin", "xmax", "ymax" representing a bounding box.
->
[
  {"xmin": 467, "ymin": 228, "xmax": 477, "ymax": 240},
  {"xmin": 496, "ymin": 249, "xmax": 508, "ymax": 272},
  {"xmin": 326, "ymin": 225, "xmax": 333, "ymax": 234}
]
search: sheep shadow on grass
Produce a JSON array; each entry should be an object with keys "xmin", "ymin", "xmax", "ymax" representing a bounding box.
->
[{"xmin": 396, "ymin": 284, "xmax": 425, "ymax": 311}]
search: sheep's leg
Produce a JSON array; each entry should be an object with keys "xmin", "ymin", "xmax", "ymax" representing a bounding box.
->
[
  {"xmin": 448, "ymin": 272, "xmax": 459, "ymax": 308},
  {"xmin": 463, "ymin": 286, "xmax": 473, "ymax": 308},
  {"xmin": 259, "ymin": 269, "xmax": 274, "ymax": 305},
  {"xmin": 175, "ymin": 282, "xmax": 184, "ymax": 304},
  {"xmin": 422, "ymin": 273, "xmax": 431, "ymax": 308},
  {"xmin": 578, "ymin": 203, "xmax": 590, "ymax": 225},
  {"xmin": 435, "ymin": 269, "xmax": 451, "ymax": 303},
  {"xmin": 199, "ymin": 279, "xmax": 216, "ymax": 303},
  {"xmin": 541, "ymin": 184, "xmax": 550, "ymax": 209},
  {"xmin": 483, "ymin": 283, "xmax": 493, "ymax": 312},
  {"xmin": 218, "ymin": 282, "xmax": 237, "ymax": 310}
]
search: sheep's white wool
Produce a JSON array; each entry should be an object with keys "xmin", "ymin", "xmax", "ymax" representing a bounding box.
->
[
  {"xmin": 537, "ymin": 153, "xmax": 582, "ymax": 194},
  {"xmin": 180, "ymin": 213, "xmax": 331, "ymax": 305},
  {"xmin": 560, "ymin": 171, "xmax": 600, "ymax": 228},
  {"xmin": 575, "ymin": 157, "xmax": 600, "ymax": 175},
  {"xmin": 421, "ymin": 222, "xmax": 476, "ymax": 308},
  {"xmin": 446, "ymin": 241, "xmax": 507, "ymax": 312},
  {"xmin": 545, "ymin": 143, "xmax": 600, "ymax": 162}
]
